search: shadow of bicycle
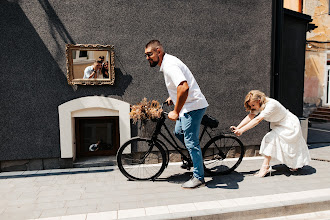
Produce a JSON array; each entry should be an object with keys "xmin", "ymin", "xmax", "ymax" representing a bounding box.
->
[
  {"xmin": 156, "ymin": 171, "xmax": 192, "ymax": 184},
  {"xmin": 158, "ymin": 171, "xmax": 245, "ymax": 189},
  {"xmin": 206, "ymin": 171, "xmax": 244, "ymax": 189}
]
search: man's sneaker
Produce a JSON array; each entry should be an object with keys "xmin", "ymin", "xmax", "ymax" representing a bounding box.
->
[{"xmin": 181, "ymin": 177, "xmax": 205, "ymax": 189}]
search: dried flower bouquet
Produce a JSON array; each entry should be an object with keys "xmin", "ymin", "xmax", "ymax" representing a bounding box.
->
[{"xmin": 129, "ymin": 98, "xmax": 163, "ymax": 124}]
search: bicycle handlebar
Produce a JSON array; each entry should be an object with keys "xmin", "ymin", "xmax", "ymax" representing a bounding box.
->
[
  {"xmin": 160, "ymin": 100, "xmax": 235, "ymax": 135},
  {"xmin": 161, "ymin": 101, "xmax": 171, "ymax": 115}
]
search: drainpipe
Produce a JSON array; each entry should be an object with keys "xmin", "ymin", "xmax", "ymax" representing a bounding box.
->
[{"xmin": 271, "ymin": 0, "xmax": 284, "ymax": 100}]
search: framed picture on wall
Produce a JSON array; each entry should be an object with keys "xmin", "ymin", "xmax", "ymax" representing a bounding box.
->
[{"xmin": 66, "ymin": 44, "xmax": 115, "ymax": 85}]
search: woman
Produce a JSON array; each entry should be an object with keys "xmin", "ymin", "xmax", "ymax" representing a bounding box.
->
[
  {"xmin": 231, "ymin": 90, "xmax": 311, "ymax": 177},
  {"xmin": 102, "ymin": 61, "xmax": 109, "ymax": 79}
]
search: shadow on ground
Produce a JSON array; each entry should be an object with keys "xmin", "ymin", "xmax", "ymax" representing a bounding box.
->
[
  {"xmin": 240, "ymin": 164, "xmax": 316, "ymax": 178},
  {"xmin": 159, "ymin": 171, "xmax": 244, "ymax": 189},
  {"xmin": 158, "ymin": 164, "xmax": 316, "ymax": 187},
  {"xmin": 270, "ymin": 164, "xmax": 316, "ymax": 177},
  {"xmin": 206, "ymin": 171, "xmax": 244, "ymax": 189}
]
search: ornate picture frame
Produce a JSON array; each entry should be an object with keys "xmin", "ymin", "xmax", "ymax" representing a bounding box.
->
[{"xmin": 66, "ymin": 44, "xmax": 115, "ymax": 85}]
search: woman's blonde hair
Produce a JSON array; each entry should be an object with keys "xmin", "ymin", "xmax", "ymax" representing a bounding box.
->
[{"xmin": 244, "ymin": 90, "xmax": 268, "ymax": 112}]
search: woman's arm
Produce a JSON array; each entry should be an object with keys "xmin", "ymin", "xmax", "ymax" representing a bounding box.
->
[
  {"xmin": 234, "ymin": 114, "xmax": 264, "ymax": 136},
  {"xmin": 230, "ymin": 113, "xmax": 255, "ymax": 131},
  {"xmin": 237, "ymin": 114, "xmax": 255, "ymax": 129}
]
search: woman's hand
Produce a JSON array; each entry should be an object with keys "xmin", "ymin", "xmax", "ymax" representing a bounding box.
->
[
  {"xmin": 230, "ymin": 126, "xmax": 243, "ymax": 136},
  {"xmin": 230, "ymin": 126, "xmax": 237, "ymax": 132},
  {"xmin": 233, "ymin": 128, "xmax": 243, "ymax": 137}
]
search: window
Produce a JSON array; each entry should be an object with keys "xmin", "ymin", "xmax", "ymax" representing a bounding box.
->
[{"xmin": 72, "ymin": 50, "xmax": 94, "ymax": 63}]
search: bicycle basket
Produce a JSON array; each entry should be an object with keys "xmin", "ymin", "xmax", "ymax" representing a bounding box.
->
[{"xmin": 139, "ymin": 119, "xmax": 158, "ymax": 139}]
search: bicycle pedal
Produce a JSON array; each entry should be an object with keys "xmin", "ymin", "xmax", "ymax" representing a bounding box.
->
[
  {"xmin": 181, "ymin": 162, "xmax": 192, "ymax": 170},
  {"xmin": 180, "ymin": 163, "xmax": 188, "ymax": 169}
]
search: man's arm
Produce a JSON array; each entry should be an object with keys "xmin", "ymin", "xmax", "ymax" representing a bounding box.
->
[
  {"xmin": 168, "ymin": 81, "xmax": 189, "ymax": 121},
  {"xmin": 90, "ymin": 70, "xmax": 96, "ymax": 79}
]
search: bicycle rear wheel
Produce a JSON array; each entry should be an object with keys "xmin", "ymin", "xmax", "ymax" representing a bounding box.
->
[
  {"xmin": 202, "ymin": 135, "xmax": 245, "ymax": 175},
  {"xmin": 116, "ymin": 137, "xmax": 167, "ymax": 181}
]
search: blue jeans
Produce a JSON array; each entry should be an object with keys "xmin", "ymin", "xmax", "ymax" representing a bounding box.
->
[{"xmin": 174, "ymin": 107, "xmax": 207, "ymax": 181}]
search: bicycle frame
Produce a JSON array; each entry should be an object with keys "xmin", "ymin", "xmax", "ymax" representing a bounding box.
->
[{"xmin": 150, "ymin": 113, "xmax": 214, "ymax": 167}]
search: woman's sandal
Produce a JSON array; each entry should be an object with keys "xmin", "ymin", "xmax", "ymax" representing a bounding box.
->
[{"xmin": 254, "ymin": 165, "xmax": 272, "ymax": 177}]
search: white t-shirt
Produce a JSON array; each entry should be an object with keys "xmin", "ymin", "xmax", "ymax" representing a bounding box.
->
[
  {"xmin": 160, "ymin": 53, "xmax": 208, "ymax": 117},
  {"xmin": 83, "ymin": 66, "xmax": 103, "ymax": 79}
]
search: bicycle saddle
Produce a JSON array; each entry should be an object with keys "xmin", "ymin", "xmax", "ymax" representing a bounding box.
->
[{"xmin": 201, "ymin": 114, "xmax": 219, "ymax": 128}]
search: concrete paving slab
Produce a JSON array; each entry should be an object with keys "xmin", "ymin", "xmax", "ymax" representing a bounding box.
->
[
  {"xmin": 61, "ymin": 214, "xmax": 86, "ymax": 220},
  {"xmin": 1, "ymin": 156, "xmax": 330, "ymax": 220},
  {"xmin": 117, "ymin": 208, "xmax": 145, "ymax": 219},
  {"xmin": 39, "ymin": 208, "xmax": 68, "ymax": 218},
  {"xmin": 86, "ymin": 211, "xmax": 117, "ymax": 220},
  {"xmin": 65, "ymin": 205, "xmax": 97, "ymax": 216},
  {"xmin": 145, "ymin": 205, "xmax": 170, "ymax": 216}
]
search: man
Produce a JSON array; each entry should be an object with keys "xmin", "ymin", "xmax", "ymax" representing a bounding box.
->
[
  {"xmin": 145, "ymin": 40, "xmax": 209, "ymax": 188},
  {"xmin": 83, "ymin": 60, "xmax": 102, "ymax": 79},
  {"xmin": 99, "ymin": 56, "xmax": 105, "ymax": 64}
]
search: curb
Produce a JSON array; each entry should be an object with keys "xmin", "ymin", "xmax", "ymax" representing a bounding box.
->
[
  {"xmin": 121, "ymin": 196, "xmax": 330, "ymax": 220},
  {"xmin": 31, "ymin": 188, "xmax": 330, "ymax": 220}
]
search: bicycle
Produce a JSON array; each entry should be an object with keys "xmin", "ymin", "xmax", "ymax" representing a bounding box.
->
[{"xmin": 116, "ymin": 103, "xmax": 245, "ymax": 181}]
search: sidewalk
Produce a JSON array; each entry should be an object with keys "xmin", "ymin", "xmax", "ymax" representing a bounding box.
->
[
  {"xmin": 0, "ymin": 122, "xmax": 329, "ymax": 220},
  {"xmin": 0, "ymin": 149, "xmax": 329, "ymax": 220}
]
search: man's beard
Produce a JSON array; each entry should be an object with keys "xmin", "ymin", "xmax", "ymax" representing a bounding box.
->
[{"xmin": 149, "ymin": 60, "xmax": 158, "ymax": 67}]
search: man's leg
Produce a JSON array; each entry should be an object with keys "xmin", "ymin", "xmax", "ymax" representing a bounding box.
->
[
  {"xmin": 174, "ymin": 119, "xmax": 185, "ymax": 145},
  {"xmin": 174, "ymin": 119, "xmax": 192, "ymax": 169},
  {"xmin": 181, "ymin": 108, "xmax": 206, "ymax": 182}
]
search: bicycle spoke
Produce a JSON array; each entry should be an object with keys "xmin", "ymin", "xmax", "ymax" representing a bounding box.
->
[
  {"xmin": 203, "ymin": 135, "xmax": 244, "ymax": 175},
  {"xmin": 117, "ymin": 138, "xmax": 167, "ymax": 180}
]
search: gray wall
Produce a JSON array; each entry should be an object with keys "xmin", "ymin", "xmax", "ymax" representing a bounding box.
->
[{"xmin": 0, "ymin": 0, "xmax": 273, "ymax": 161}]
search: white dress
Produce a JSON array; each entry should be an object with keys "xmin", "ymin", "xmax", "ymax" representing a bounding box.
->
[{"xmin": 259, "ymin": 98, "xmax": 311, "ymax": 169}]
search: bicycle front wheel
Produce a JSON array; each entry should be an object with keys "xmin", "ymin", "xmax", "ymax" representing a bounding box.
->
[
  {"xmin": 116, "ymin": 137, "xmax": 167, "ymax": 181},
  {"xmin": 202, "ymin": 135, "xmax": 245, "ymax": 176}
]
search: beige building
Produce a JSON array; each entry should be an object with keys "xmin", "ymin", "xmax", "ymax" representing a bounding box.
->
[{"xmin": 285, "ymin": 0, "xmax": 330, "ymax": 111}]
